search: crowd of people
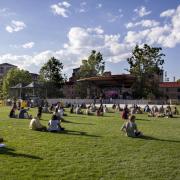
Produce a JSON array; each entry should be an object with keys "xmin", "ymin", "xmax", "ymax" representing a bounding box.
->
[{"xmin": 0, "ymin": 100, "xmax": 179, "ymax": 148}]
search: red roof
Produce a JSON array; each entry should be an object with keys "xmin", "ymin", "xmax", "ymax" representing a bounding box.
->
[{"xmin": 159, "ymin": 82, "xmax": 180, "ymax": 88}]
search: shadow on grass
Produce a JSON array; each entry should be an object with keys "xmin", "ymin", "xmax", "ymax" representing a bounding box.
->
[
  {"xmin": 56, "ymin": 130, "xmax": 101, "ymax": 138},
  {"xmin": 0, "ymin": 147, "xmax": 43, "ymax": 160},
  {"xmin": 139, "ymin": 135, "xmax": 180, "ymax": 143},
  {"xmin": 62, "ymin": 119, "xmax": 95, "ymax": 125},
  {"xmin": 136, "ymin": 118, "xmax": 151, "ymax": 121}
]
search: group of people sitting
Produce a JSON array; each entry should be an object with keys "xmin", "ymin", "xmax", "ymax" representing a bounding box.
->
[
  {"xmin": 69, "ymin": 104, "xmax": 113, "ymax": 116},
  {"xmin": 147, "ymin": 105, "xmax": 179, "ymax": 118},
  {"xmin": 29, "ymin": 102, "xmax": 65, "ymax": 132},
  {"xmin": 120, "ymin": 104, "xmax": 179, "ymax": 120},
  {"xmin": 9, "ymin": 107, "xmax": 32, "ymax": 119}
]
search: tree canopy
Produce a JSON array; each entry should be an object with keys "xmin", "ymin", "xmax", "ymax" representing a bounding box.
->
[
  {"xmin": 39, "ymin": 57, "xmax": 64, "ymax": 86},
  {"xmin": 77, "ymin": 50, "xmax": 105, "ymax": 79},
  {"xmin": 75, "ymin": 50, "xmax": 105, "ymax": 98},
  {"xmin": 2, "ymin": 68, "xmax": 32, "ymax": 98},
  {"xmin": 127, "ymin": 44, "xmax": 165, "ymax": 98}
]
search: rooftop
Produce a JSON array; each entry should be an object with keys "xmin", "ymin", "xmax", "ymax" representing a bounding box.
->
[
  {"xmin": 77, "ymin": 74, "xmax": 136, "ymax": 88},
  {"xmin": 159, "ymin": 82, "xmax": 180, "ymax": 88}
]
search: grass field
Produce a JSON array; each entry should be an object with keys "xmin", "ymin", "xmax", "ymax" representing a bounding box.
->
[{"xmin": 0, "ymin": 106, "xmax": 180, "ymax": 180}]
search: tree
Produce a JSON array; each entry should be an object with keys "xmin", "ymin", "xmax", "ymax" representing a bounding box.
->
[
  {"xmin": 77, "ymin": 50, "xmax": 105, "ymax": 78},
  {"xmin": 2, "ymin": 68, "xmax": 32, "ymax": 98},
  {"xmin": 177, "ymin": 79, "xmax": 180, "ymax": 82},
  {"xmin": 39, "ymin": 57, "xmax": 64, "ymax": 98},
  {"xmin": 39, "ymin": 57, "xmax": 64, "ymax": 86},
  {"xmin": 127, "ymin": 44, "xmax": 165, "ymax": 98},
  {"xmin": 76, "ymin": 50, "xmax": 105, "ymax": 98}
]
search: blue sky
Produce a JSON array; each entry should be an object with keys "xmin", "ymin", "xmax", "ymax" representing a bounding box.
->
[{"xmin": 0, "ymin": 0, "xmax": 180, "ymax": 81}]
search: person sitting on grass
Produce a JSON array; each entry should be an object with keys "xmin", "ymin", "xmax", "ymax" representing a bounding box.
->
[
  {"xmin": 9, "ymin": 108, "xmax": 18, "ymax": 118},
  {"xmin": 29, "ymin": 116, "xmax": 47, "ymax": 131},
  {"xmin": 86, "ymin": 106, "xmax": 93, "ymax": 115},
  {"xmin": 122, "ymin": 105, "xmax": 129, "ymax": 120},
  {"xmin": 97, "ymin": 105, "xmax": 104, "ymax": 116},
  {"xmin": 103, "ymin": 105, "xmax": 109, "ymax": 113},
  {"xmin": 121, "ymin": 115, "xmax": 142, "ymax": 137},
  {"xmin": 18, "ymin": 107, "xmax": 32, "ymax": 119},
  {"xmin": 173, "ymin": 106, "xmax": 179, "ymax": 115},
  {"xmin": 70, "ymin": 105, "xmax": 74, "ymax": 113},
  {"xmin": 47, "ymin": 114, "xmax": 64, "ymax": 132},
  {"xmin": 165, "ymin": 105, "xmax": 173, "ymax": 118},
  {"xmin": 0, "ymin": 137, "xmax": 3, "ymax": 143},
  {"xmin": 75, "ymin": 105, "xmax": 83, "ymax": 114}
]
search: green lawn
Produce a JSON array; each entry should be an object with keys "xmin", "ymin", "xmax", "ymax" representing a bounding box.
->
[{"xmin": 0, "ymin": 106, "xmax": 180, "ymax": 180}]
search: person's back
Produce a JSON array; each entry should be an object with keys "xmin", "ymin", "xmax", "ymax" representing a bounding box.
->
[
  {"xmin": 29, "ymin": 117, "xmax": 46, "ymax": 131},
  {"xmin": 9, "ymin": 108, "xmax": 17, "ymax": 118},
  {"xmin": 19, "ymin": 108, "xmax": 26, "ymax": 118},
  {"xmin": 48, "ymin": 119, "xmax": 60, "ymax": 131},
  {"xmin": 121, "ymin": 115, "xmax": 142, "ymax": 137},
  {"xmin": 48, "ymin": 115, "xmax": 64, "ymax": 132},
  {"xmin": 124, "ymin": 121, "xmax": 137, "ymax": 137}
]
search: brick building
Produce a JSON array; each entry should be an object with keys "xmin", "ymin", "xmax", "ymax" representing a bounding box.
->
[{"xmin": 159, "ymin": 82, "xmax": 180, "ymax": 100}]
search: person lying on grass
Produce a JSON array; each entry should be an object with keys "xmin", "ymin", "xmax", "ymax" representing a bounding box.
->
[
  {"xmin": 47, "ymin": 114, "xmax": 64, "ymax": 132},
  {"xmin": 121, "ymin": 115, "xmax": 142, "ymax": 137},
  {"xmin": 29, "ymin": 116, "xmax": 47, "ymax": 131}
]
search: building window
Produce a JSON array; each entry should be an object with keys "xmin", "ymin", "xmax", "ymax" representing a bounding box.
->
[
  {"xmin": 177, "ymin": 88, "xmax": 180, "ymax": 92},
  {"xmin": 166, "ymin": 88, "xmax": 169, "ymax": 92},
  {"xmin": 178, "ymin": 96, "xmax": 180, "ymax": 100}
]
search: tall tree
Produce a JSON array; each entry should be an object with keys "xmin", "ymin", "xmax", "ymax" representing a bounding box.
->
[
  {"xmin": 75, "ymin": 50, "xmax": 105, "ymax": 98},
  {"xmin": 39, "ymin": 57, "xmax": 64, "ymax": 86},
  {"xmin": 127, "ymin": 44, "xmax": 165, "ymax": 98},
  {"xmin": 2, "ymin": 68, "xmax": 32, "ymax": 98},
  {"xmin": 77, "ymin": 50, "xmax": 105, "ymax": 78}
]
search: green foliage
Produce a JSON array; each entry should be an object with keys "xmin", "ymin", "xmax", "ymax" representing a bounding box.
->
[
  {"xmin": 2, "ymin": 68, "xmax": 32, "ymax": 98},
  {"xmin": 39, "ymin": 57, "xmax": 64, "ymax": 86},
  {"xmin": 177, "ymin": 79, "xmax": 180, "ymax": 82},
  {"xmin": 39, "ymin": 57, "xmax": 65, "ymax": 98},
  {"xmin": 78, "ymin": 50, "xmax": 105, "ymax": 78},
  {"xmin": 0, "ymin": 106, "xmax": 180, "ymax": 179},
  {"xmin": 76, "ymin": 50, "xmax": 105, "ymax": 98},
  {"xmin": 127, "ymin": 44, "xmax": 165, "ymax": 98}
]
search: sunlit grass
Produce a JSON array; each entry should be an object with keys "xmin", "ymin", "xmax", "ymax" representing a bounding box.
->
[{"xmin": 0, "ymin": 106, "xmax": 180, "ymax": 180}]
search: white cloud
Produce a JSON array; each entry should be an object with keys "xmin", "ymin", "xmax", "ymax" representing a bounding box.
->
[
  {"xmin": 77, "ymin": 1, "xmax": 87, "ymax": 13},
  {"xmin": 62, "ymin": 1, "xmax": 71, "ymax": 8},
  {"xmin": 79, "ymin": 9, "xmax": 86, "ymax": 13},
  {"xmin": 22, "ymin": 42, "xmax": 35, "ymax": 49},
  {"xmin": 6, "ymin": 20, "xmax": 26, "ymax": 33},
  {"xmin": 80, "ymin": 2, "xmax": 87, "ymax": 6},
  {"xmin": 160, "ymin": 9, "xmax": 175, "ymax": 17},
  {"xmin": 0, "ymin": 26, "xmax": 131, "ymax": 74},
  {"xmin": 134, "ymin": 6, "xmax": 151, "ymax": 17},
  {"xmin": 51, "ymin": 1, "xmax": 71, "ymax": 17},
  {"xmin": 0, "ymin": 8, "xmax": 15, "ymax": 17},
  {"xmin": 126, "ymin": 19, "xmax": 159, "ymax": 28},
  {"xmin": 107, "ymin": 13, "xmax": 121, "ymax": 22},
  {"xmin": 3, "ymin": 4, "xmax": 180, "ymax": 75},
  {"xmin": 97, "ymin": 4, "xmax": 102, "ymax": 9}
]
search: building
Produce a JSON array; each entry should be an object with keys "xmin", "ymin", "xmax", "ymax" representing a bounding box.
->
[
  {"xmin": 30, "ymin": 73, "xmax": 39, "ymax": 81},
  {"xmin": 0, "ymin": 63, "xmax": 17, "ymax": 77},
  {"xmin": 159, "ymin": 82, "xmax": 180, "ymax": 100},
  {"xmin": 77, "ymin": 73, "xmax": 136, "ymax": 99},
  {"xmin": 62, "ymin": 68, "xmax": 80, "ymax": 98}
]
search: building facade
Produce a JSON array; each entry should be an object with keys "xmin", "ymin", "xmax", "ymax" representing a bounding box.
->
[
  {"xmin": 159, "ymin": 82, "xmax": 180, "ymax": 100},
  {"xmin": 0, "ymin": 63, "xmax": 17, "ymax": 77}
]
